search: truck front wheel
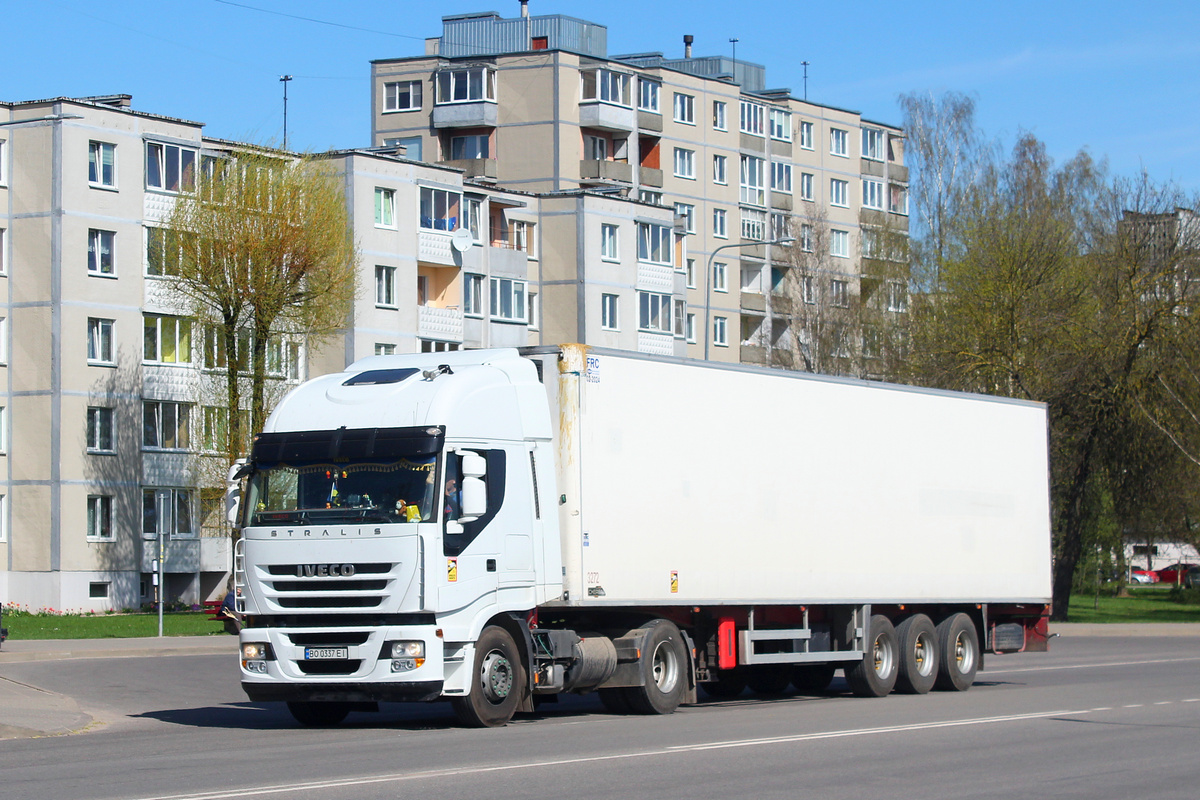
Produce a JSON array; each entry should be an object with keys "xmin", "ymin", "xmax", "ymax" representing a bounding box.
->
[
  {"xmin": 625, "ymin": 619, "xmax": 687, "ymax": 715},
  {"xmin": 934, "ymin": 613, "xmax": 979, "ymax": 692},
  {"xmin": 845, "ymin": 614, "xmax": 898, "ymax": 698},
  {"xmin": 452, "ymin": 625, "xmax": 526, "ymax": 727}
]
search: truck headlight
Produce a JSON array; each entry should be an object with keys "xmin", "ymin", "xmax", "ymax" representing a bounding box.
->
[
  {"xmin": 385, "ymin": 640, "xmax": 425, "ymax": 671},
  {"xmin": 390, "ymin": 641, "xmax": 424, "ymax": 659},
  {"xmin": 242, "ymin": 642, "xmax": 270, "ymax": 660}
]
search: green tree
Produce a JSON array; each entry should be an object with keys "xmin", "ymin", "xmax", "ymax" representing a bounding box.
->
[{"xmin": 164, "ymin": 149, "xmax": 359, "ymax": 465}]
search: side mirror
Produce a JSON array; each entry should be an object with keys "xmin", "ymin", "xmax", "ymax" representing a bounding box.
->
[
  {"xmin": 225, "ymin": 459, "xmax": 249, "ymax": 528},
  {"xmin": 458, "ymin": 476, "xmax": 487, "ymax": 522},
  {"xmin": 461, "ymin": 453, "xmax": 487, "ymax": 479}
]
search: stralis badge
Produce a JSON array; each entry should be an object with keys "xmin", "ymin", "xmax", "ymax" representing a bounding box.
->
[
  {"xmin": 447, "ymin": 558, "xmax": 458, "ymax": 582},
  {"xmin": 670, "ymin": 571, "xmax": 678, "ymax": 593}
]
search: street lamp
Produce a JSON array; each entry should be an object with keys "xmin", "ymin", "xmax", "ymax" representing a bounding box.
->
[{"xmin": 704, "ymin": 237, "xmax": 795, "ymax": 360}]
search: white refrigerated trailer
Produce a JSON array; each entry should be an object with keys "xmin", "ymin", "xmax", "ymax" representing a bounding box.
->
[{"xmin": 232, "ymin": 345, "xmax": 1052, "ymax": 726}]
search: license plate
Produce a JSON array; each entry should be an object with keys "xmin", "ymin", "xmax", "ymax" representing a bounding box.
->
[{"xmin": 304, "ymin": 647, "xmax": 349, "ymax": 660}]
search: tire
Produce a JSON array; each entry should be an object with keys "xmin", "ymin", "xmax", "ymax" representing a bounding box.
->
[
  {"xmin": 451, "ymin": 625, "xmax": 526, "ymax": 727},
  {"xmin": 844, "ymin": 614, "xmax": 898, "ymax": 698},
  {"xmin": 934, "ymin": 613, "xmax": 979, "ymax": 692},
  {"xmin": 597, "ymin": 687, "xmax": 633, "ymax": 714},
  {"xmin": 624, "ymin": 619, "xmax": 688, "ymax": 715},
  {"xmin": 894, "ymin": 614, "xmax": 939, "ymax": 694},
  {"xmin": 702, "ymin": 670, "xmax": 747, "ymax": 699},
  {"xmin": 746, "ymin": 666, "xmax": 792, "ymax": 696},
  {"xmin": 790, "ymin": 663, "xmax": 836, "ymax": 694},
  {"xmin": 286, "ymin": 701, "xmax": 350, "ymax": 727}
]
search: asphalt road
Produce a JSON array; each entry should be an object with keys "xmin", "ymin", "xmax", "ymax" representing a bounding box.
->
[{"xmin": 0, "ymin": 635, "xmax": 1197, "ymax": 800}]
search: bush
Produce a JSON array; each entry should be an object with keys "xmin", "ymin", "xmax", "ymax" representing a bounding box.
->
[{"xmin": 1167, "ymin": 586, "xmax": 1200, "ymax": 605}]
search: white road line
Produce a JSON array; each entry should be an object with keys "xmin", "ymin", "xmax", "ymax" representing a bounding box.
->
[{"xmin": 985, "ymin": 656, "xmax": 1200, "ymax": 674}]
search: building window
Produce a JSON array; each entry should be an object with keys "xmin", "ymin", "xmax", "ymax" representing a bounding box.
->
[
  {"xmin": 0, "ymin": 406, "xmax": 5, "ymax": 453},
  {"xmin": 863, "ymin": 179, "xmax": 884, "ymax": 210},
  {"xmin": 638, "ymin": 79, "xmax": 660, "ymax": 112},
  {"xmin": 831, "ymin": 279, "xmax": 849, "ymax": 307},
  {"xmin": 686, "ymin": 258, "xmax": 697, "ymax": 289},
  {"xmin": 463, "ymin": 197, "xmax": 484, "ymax": 241},
  {"xmin": 739, "ymin": 101, "xmax": 765, "ymax": 136},
  {"xmin": 800, "ymin": 223, "xmax": 814, "ymax": 252},
  {"xmin": 507, "ymin": 219, "xmax": 534, "ymax": 255},
  {"xmin": 142, "ymin": 488, "xmax": 193, "ymax": 538},
  {"xmin": 712, "ymin": 100, "xmax": 727, "ymax": 131},
  {"xmin": 673, "ymin": 299, "xmax": 686, "ymax": 338},
  {"xmin": 771, "ymin": 213, "xmax": 790, "ymax": 241},
  {"xmin": 581, "ymin": 69, "xmax": 631, "ymax": 106},
  {"xmin": 771, "ymin": 162, "xmax": 792, "ymax": 194},
  {"xmin": 713, "ymin": 154, "xmax": 727, "ymax": 185},
  {"xmin": 375, "ymin": 187, "xmax": 396, "ymax": 228},
  {"xmin": 799, "ymin": 120, "xmax": 814, "ymax": 150},
  {"xmin": 490, "ymin": 278, "xmax": 527, "ymax": 323},
  {"xmin": 769, "ymin": 109, "xmax": 791, "ymax": 141},
  {"xmin": 639, "ymin": 189, "xmax": 663, "ymax": 205},
  {"xmin": 420, "ymin": 340, "xmax": 461, "ymax": 353},
  {"xmin": 802, "ymin": 275, "xmax": 817, "ymax": 304},
  {"xmin": 830, "ymin": 128, "xmax": 848, "ymax": 157},
  {"xmin": 712, "ymin": 261, "xmax": 728, "ymax": 292},
  {"xmin": 87, "ymin": 496, "xmax": 113, "ymax": 541},
  {"xmin": 374, "ymin": 343, "xmax": 396, "ymax": 356},
  {"xmin": 713, "ymin": 316, "xmax": 728, "ymax": 347},
  {"xmin": 888, "ymin": 281, "xmax": 909, "ymax": 312},
  {"xmin": 831, "ymin": 229, "xmax": 850, "ymax": 258},
  {"xmin": 713, "ymin": 208, "xmax": 728, "ymax": 239},
  {"xmin": 601, "ymin": 293, "xmax": 619, "ymax": 331},
  {"xmin": 375, "ymin": 265, "xmax": 396, "ymax": 308},
  {"xmin": 674, "ymin": 203, "xmax": 695, "ymax": 233},
  {"xmin": 601, "ymin": 224, "xmax": 619, "ymax": 261},
  {"xmin": 889, "ymin": 184, "xmax": 909, "ymax": 215},
  {"xmin": 740, "ymin": 155, "xmax": 765, "ymax": 206},
  {"xmin": 87, "ymin": 229, "xmax": 116, "ymax": 276},
  {"xmin": 638, "ymin": 291, "xmax": 672, "ymax": 333},
  {"xmin": 384, "ymin": 79, "xmax": 423, "ymax": 112},
  {"xmin": 637, "ymin": 222, "xmax": 673, "ymax": 266},
  {"xmin": 830, "ymin": 178, "xmax": 848, "ymax": 208},
  {"xmin": 88, "ymin": 318, "xmax": 115, "ymax": 365},
  {"xmin": 390, "ymin": 136, "xmax": 423, "ymax": 161},
  {"xmin": 0, "ymin": 227, "xmax": 5, "ymax": 275},
  {"xmin": 585, "ymin": 134, "xmax": 607, "ymax": 161},
  {"xmin": 0, "ymin": 139, "xmax": 5, "ymax": 186},
  {"xmin": 862, "ymin": 128, "xmax": 885, "ymax": 161},
  {"xmin": 800, "ymin": 172, "xmax": 814, "ymax": 201},
  {"xmin": 145, "ymin": 141, "xmax": 196, "ymax": 193},
  {"xmin": 673, "ymin": 148, "xmax": 695, "ymax": 179},
  {"xmin": 450, "ymin": 134, "xmax": 489, "ymax": 160},
  {"xmin": 463, "ymin": 273, "xmax": 484, "ymax": 316},
  {"xmin": 435, "ymin": 67, "xmax": 497, "ymax": 104},
  {"xmin": 87, "ymin": 407, "xmax": 114, "ymax": 453},
  {"xmin": 420, "ymin": 187, "xmax": 462, "ymax": 231},
  {"xmin": 741, "ymin": 208, "xmax": 766, "ymax": 241},
  {"xmin": 201, "ymin": 406, "xmax": 230, "ymax": 453},
  {"xmin": 146, "ymin": 227, "xmax": 185, "ymax": 277},
  {"xmin": 685, "ymin": 312, "xmax": 697, "ymax": 343},
  {"xmin": 144, "ymin": 315, "xmax": 191, "ymax": 364},
  {"xmin": 89, "ymin": 141, "xmax": 116, "ymax": 188},
  {"xmin": 673, "ymin": 92, "xmax": 694, "ymax": 124},
  {"xmin": 143, "ymin": 401, "xmax": 190, "ymax": 450}
]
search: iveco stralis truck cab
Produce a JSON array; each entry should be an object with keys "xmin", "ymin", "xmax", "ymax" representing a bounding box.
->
[{"xmin": 235, "ymin": 348, "xmax": 561, "ymax": 725}]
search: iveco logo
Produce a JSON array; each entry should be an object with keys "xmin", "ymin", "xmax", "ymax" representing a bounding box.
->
[{"xmin": 296, "ymin": 564, "xmax": 356, "ymax": 577}]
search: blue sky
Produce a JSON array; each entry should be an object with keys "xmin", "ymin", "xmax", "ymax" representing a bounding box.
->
[{"xmin": 6, "ymin": 0, "xmax": 1199, "ymax": 191}]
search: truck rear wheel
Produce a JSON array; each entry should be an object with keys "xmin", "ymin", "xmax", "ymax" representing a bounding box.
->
[
  {"xmin": 286, "ymin": 701, "xmax": 350, "ymax": 727},
  {"xmin": 451, "ymin": 625, "xmax": 526, "ymax": 727},
  {"xmin": 791, "ymin": 664, "xmax": 836, "ymax": 694},
  {"xmin": 625, "ymin": 619, "xmax": 687, "ymax": 715},
  {"xmin": 895, "ymin": 614, "xmax": 938, "ymax": 694},
  {"xmin": 597, "ymin": 687, "xmax": 633, "ymax": 714},
  {"xmin": 845, "ymin": 614, "xmax": 898, "ymax": 698},
  {"xmin": 934, "ymin": 613, "xmax": 979, "ymax": 692},
  {"xmin": 746, "ymin": 666, "xmax": 792, "ymax": 696}
]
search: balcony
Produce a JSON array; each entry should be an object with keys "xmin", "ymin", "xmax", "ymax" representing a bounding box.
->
[
  {"xmin": 418, "ymin": 305, "xmax": 464, "ymax": 343},
  {"xmin": 740, "ymin": 292, "xmax": 766, "ymax": 313},
  {"xmin": 579, "ymin": 102, "xmax": 635, "ymax": 133},
  {"xmin": 770, "ymin": 193, "xmax": 793, "ymax": 212},
  {"xmin": 440, "ymin": 158, "xmax": 497, "ymax": 180},
  {"xmin": 141, "ymin": 538, "xmax": 200, "ymax": 573},
  {"xmin": 740, "ymin": 344, "xmax": 767, "ymax": 365},
  {"xmin": 488, "ymin": 243, "xmax": 530, "ymax": 275},
  {"xmin": 637, "ymin": 110, "xmax": 663, "ymax": 132},
  {"xmin": 432, "ymin": 102, "xmax": 497, "ymax": 129},
  {"xmin": 580, "ymin": 159, "xmax": 633, "ymax": 184},
  {"xmin": 200, "ymin": 536, "xmax": 231, "ymax": 572},
  {"xmin": 861, "ymin": 159, "xmax": 886, "ymax": 178},
  {"xmin": 638, "ymin": 166, "xmax": 663, "ymax": 188}
]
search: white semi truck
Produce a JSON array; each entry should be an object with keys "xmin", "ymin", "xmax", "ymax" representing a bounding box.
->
[{"xmin": 231, "ymin": 345, "xmax": 1052, "ymax": 727}]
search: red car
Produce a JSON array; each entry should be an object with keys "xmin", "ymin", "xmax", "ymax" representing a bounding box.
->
[
  {"xmin": 1156, "ymin": 563, "xmax": 1199, "ymax": 584},
  {"xmin": 1130, "ymin": 567, "xmax": 1159, "ymax": 584}
]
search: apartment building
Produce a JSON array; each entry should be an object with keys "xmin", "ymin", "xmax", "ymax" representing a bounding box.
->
[
  {"xmin": 0, "ymin": 94, "xmax": 676, "ymax": 612},
  {"xmin": 371, "ymin": 6, "xmax": 909, "ymax": 369}
]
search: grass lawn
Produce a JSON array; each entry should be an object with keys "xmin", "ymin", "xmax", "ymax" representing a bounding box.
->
[
  {"xmin": 1067, "ymin": 585, "xmax": 1200, "ymax": 624},
  {"xmin": 1, "ymin": 610, "xmax": 226, "ymax": 640}
]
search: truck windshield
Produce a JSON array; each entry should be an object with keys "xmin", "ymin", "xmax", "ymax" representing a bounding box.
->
[{"xmin": 244, "ymin": 456, "xmax": 438, "ymax": 526}]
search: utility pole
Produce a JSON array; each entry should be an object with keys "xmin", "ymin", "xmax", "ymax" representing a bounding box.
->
[
  {"xmin": 280, "ymin": 75, "xmax": 293, "ymax": 150},
  {"xmin": 729, "ymin": 38, "xmax": 738, "ymax": 83},
  {"xmin": 801, "ymin": 61, "xmax": 810, "ymax": 101}
]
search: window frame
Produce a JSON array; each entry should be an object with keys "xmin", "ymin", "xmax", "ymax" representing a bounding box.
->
[
  {"xmin": 87, "ymin": 495, "xmax": 114, "ymax": 541},
  {"xmin": 862, "ymin": 128, "xmax": 885, "ymax": 161},
  {"xmin": 769, "ymin": 108, "xmax": 792, "ymax": 141},
  {"xmin": 673, "ymin": 147, "xmax": 695, "ymax": 179},
  {"xmin": 600, "ymin": 223, "xmax": 619, "ymax": 261},
  {"xmin": 375, "ymin": 264, "xmax": 397, "ymax": 308},
  {"xmin": 375, "ymin": 186, "xmax": 396, "ymax": 229},
  {"xmin": 87, "ymin": 228, "xmax": 116, "ymax": 276},
  {"xmin": 863, "ymin": 179, "xmax": 885, "ymax": 210},
  {"xmin": 638, "ymin": 79, "xmax": 661, "ymax": 113},
  {"xmin": 713, "ymin": 316, "xmax": 728, "ymax": 347},
  {"xmin": 581, "ymin": 69, "xmax": 632, "ymax": 107},
  {"xmin": 420, "ymin": 186, "xmax": 463, "ymax": 232},
  {"xmin": 740, "ymin": 155, "xmax": 765, "ymax": 206},
  {"xmin": 673, "ymin": 92, "xmax": 695, "ymax": 124},
  {"xmin": 770, "ymin": 162, "xmax": 792, "ymax": 194},
  {"xmin": 674, "ymin": 203, "xmax": 695, "ymax": 234},
  {"xmin": 142, "ymin": 400, "xmax": 191, "ymax": 451},
  {"xmin": 145, "ymin": 141, "xmax": 196, "ymax": 194},
  {"xmin": 489, "ymin": 277, "xmax": 528, "ymax": 323},
  {"xmin": 712, "ymin": 100, "xmax": 727, "ymax": 131},
  {"xmin": 739, "ymin": 101, "xmax": 765, "ymax": 136},
  {"xmin": 712, "ymin": 261, "xmax": 728, "ymax": 293},
  {"xmin": 143, "ymin": 314, "xmax": 192, "ymax": 365},
  {"xmin": 798, "ymin": 120, "xmax": 814, "ymax": 150},
  {"xmin": 800, "ymin": 172, "xmax": 814, "ymax": 201},
  {"xmin": 830, "ymin": 178, "xmax": 849, "ymax": 208},
  {"xmin": 384, "ymin": 79, "xmax": 423, "ymax": 112},
  {"xmin": 830, "ymin": 229, "xmax": 850, "ymax": 258},
  {"xmin": 713, "ymin": 154, "xmax": 727, "ymax": 185},
  {"xmin": 638, "ymin": 291, "xmax": 673, "ymax": 334},
  {"xmin": 601, "ymin": 293, "xmax": 620, "ymax": 331},
  {"xmin": 463, "ymin": 272, "xmax": 485, "ymax": 317},
  {"xmin": 88, "ymin": 141, "xmax": 117, "ymax": 188},
  {"xmin": 713, "ymin": 207, "xmax": 728, "ymax": 239},
  {"xmin": 435, "ymin": 67, "xmax": 497, "ymax": 105},
  {"xmin": 830, "ymin": 128, "xmax": 848, "ymax": 157},
  {"xmin": 88, "ymin": 317, "xmax": 115, "ymax": 365},
  {"xmin": 637, "ymin": 222, "xmax": 673, "ymax": 266},
  {"xmin": 86, "ymin": 406, "xmax": 115, "ymax": 454}
]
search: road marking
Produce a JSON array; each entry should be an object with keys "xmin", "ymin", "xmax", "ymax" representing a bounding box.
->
[
  {"xmin": 1124, "ymin": 704, "xmax": 1144, "ymax": 708},
  {"xmin": 985, "ymin": 656, "xmax": 1200, "ymax": 675},
  {"xmin": 129, "ymin": 704, "xmax": 1200, "ymax": 800}
]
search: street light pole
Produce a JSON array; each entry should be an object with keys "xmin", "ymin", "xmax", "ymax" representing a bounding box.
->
[
  {"xmin": 280, "ymin": 75, "xmax": 293, "ymax": 150},
  {"xmin": 704, "ymin": 237, "xmax": 795, "ymax": 361}
]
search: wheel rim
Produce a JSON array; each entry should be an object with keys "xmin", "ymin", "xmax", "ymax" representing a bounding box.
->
[
  {"xmin": 953, "ymin": 632, "xmax": 976, "ymax": 675},
  {"xmin": 873, "ymin": 633, "xmax": 895, "ymax": 679},
  {"xmin": 913, "ymin": 631, "xmax": 935, "ymax": 677},
  {"xmin": 650, "ymin": 640, "xmax": 680, "ymax": 693},
  {"xmin": 480, "ymin": 649, "xmax": 514, "ymax": 703}
]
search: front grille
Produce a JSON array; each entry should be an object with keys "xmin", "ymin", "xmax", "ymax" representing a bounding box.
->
[
  {"xmin": 259, "ymin": 561, "xmax": 398, "ymax": 612},
  {"xmin": 267, "ymin": 563, "xmax": 392, "ymax": 576},
  {"xmin": 287, "ymin": 631, "xmax": 372, "ymax": 646},
  {"xmin": 272, "ymin": 580, "xmax": 388, "ymax": 592},
  {"xmin": 277, "ymin": 596, "xmax": 382, "ymax": 609},
  {"xmin": 297, "ymin": 660, "xmax": 362, "ymax": 675}
]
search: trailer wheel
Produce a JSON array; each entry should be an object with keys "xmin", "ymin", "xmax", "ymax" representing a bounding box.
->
[
  {"xmin": 790, "ymin": 664, "xmax": 836, "ymax": 694},
  {"xmin": 625, "ymin": 619, "xmax": 687, "ymax": 715},
  {"xmin": 934, "ymin": 613, "xmax": 979, "ymax": 692},
  {"xmin": 451, "ymin": 625, "xmax": 526, "ymax": 727},
  {"xmin": 746, "ymin": 666, "xmax": 792, "ymax": 696},
  {"xmin": 286, "ymin": 701, "xmax": 350, "ymax": 727},
  {"xmin": 845, "ymin": 614, "xmax": 898, "ymax": 698},
  {"xmin": 702, "ymin": 670, "xmax": 747, "ymax": 699},
  {"xmin": 895, "ymin": 614, "xmax": 939, "ymax": 694}
]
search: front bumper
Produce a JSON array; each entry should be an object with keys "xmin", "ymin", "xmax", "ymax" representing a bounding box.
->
[{"xmin": 242, "ymin": 680, "xmax": 443, "ymax": 703}]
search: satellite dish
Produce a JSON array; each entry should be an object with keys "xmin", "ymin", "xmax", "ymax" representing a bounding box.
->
[{"xmin": 450, "ymin": 228, "xmax": 474, "ymax": 252}]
